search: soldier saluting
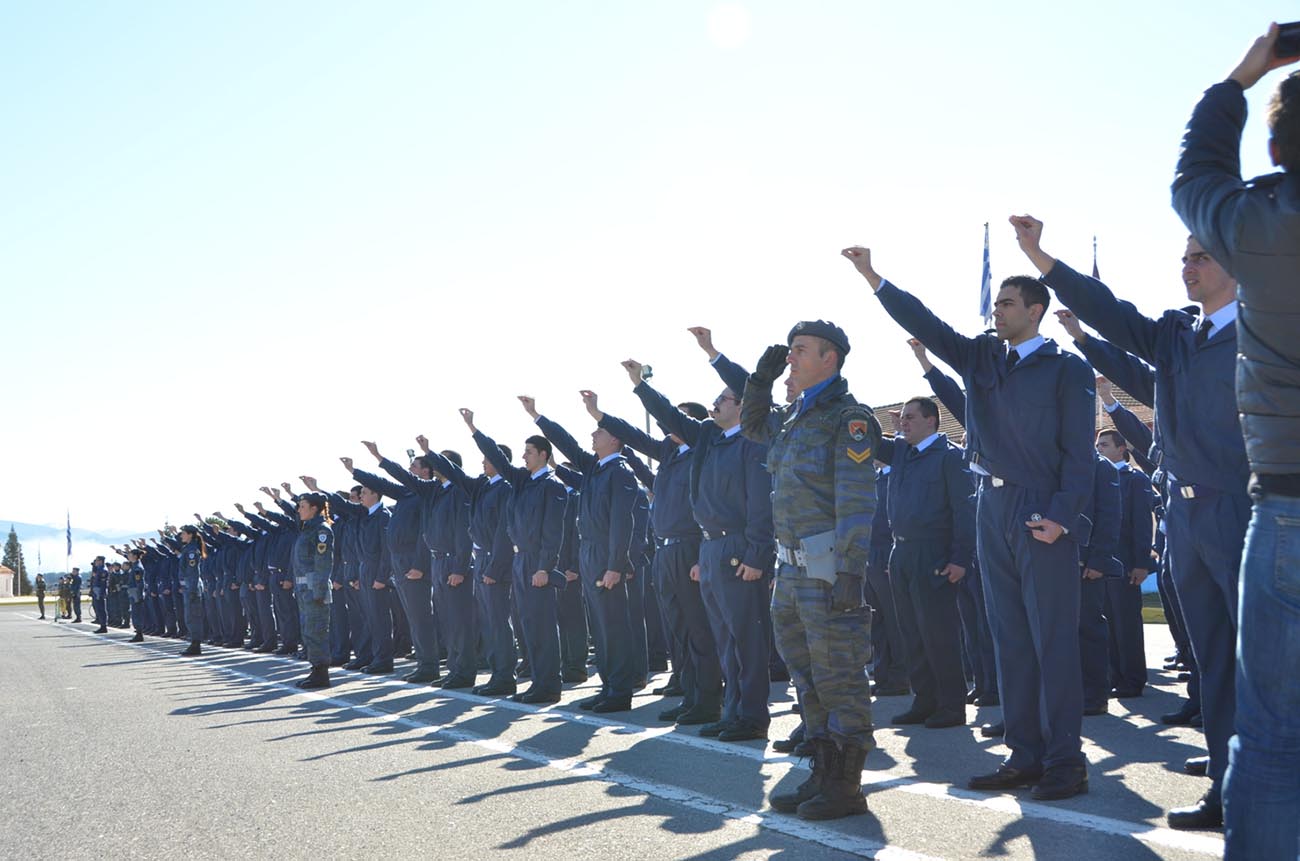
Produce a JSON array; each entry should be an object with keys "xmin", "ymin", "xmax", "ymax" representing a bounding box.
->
[{"xmin": 740, "ymin": 319, "xmax": 881, "ymax": 821}]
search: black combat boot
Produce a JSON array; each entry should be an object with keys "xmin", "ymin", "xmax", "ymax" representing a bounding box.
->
[
  {"xmin": 796, "ymin": 741, "xmax": 869, "ymax": 820},
  {"xmin": 769, "ymin": 737, "xmax": 829, "ymax": 813},
  {"xmin": 181, "ymin": 640, "xmax": 202, "ymax": 656},
  {"xmin": 297, "ymin": 665, "xmax": 331, "ymax": 690}
]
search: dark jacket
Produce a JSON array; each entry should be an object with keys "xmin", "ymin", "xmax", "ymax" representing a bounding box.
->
[{"xmin": 1173, "ymin": 79, "xmax": 1300, "ymax": 475}]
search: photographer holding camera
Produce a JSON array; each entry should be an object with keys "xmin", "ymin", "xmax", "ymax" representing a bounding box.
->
[{"xmin": 1172, "ymin": 21, "xmax": 1300, "ymax": 858}]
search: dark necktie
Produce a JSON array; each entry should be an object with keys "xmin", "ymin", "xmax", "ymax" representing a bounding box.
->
[
  {"xmin": 1006, "ymin": 348, "xmax": 1020, "ymax": 372},
  {"xmin": 1194, "ymin": 319, "xmax": 1213, "ymax": 346}
]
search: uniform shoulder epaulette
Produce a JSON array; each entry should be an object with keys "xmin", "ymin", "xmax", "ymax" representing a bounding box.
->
[{"xmin": 1245, "ymin": 171, "xmax": 1285, "ymax": 189}]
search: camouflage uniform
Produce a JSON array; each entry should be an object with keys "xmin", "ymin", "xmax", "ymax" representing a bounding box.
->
[
  {"xmin": 742, "ymin": 372, "xmax": 881, "ymax": 751},
  {"xmin": 293, "ymin": 514, "xmax": 334, "ymax": 668}
]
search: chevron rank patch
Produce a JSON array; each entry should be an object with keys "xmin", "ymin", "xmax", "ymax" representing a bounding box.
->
[{"xmin": 847, "ymin": 445, "xmax": 872, "ymax": 464}]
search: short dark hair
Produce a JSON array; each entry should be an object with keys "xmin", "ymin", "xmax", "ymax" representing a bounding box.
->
[
  {"xmin": 677, "ymin": 401, "xmax": 708, "ymax": 421},
  {"xmin": 351, "ymin": 484, "xmax": 363, "ymax": 494},
  {"xmin": 1269, "ymin": 70, "xmax": 1300, "ymax": 173},
  {"xmin": 1001, "ymin": 275, "xmax": 1051, "ymax": 317},
  {"xmin": 1098, "ymin": 428, "xmax": 1131, "ymax": 461},
  {"xmin": 814, "ymin": 336, "xmax": 846, "ymax": 371},
  {"xmin": 905, "ymin": 396, "xmax": 940, "ymax": 430},
  {"xmin": 412, "ymin": 454, "xmax": 435, "ymax": 474},
  {"xmin": 440, "ymin": 450, "xmax": 462, "ymax": 469},
  {"xmin": 525, "ymin": 434, "xmax": 552, "ymax": 460}
]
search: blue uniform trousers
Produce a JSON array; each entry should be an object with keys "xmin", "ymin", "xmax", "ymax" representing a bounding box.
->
[
  {"xmin": 345, "ymin": 582, "xmax": 373, "ymax": 665},
  {"xmin": 475, "ymin": 551, "xmax": 516, "ymax": 688},
  {"xmin": 155, "ymin": 594, "xmax": 174, "ymax": 634},
  {"xmin": 253, "ymin": 588, "xmax": 276, "ymax": 647},
  {"xmin": 1079, "ymin": 575, "xmax": 1110, "ymax": 711},
  {"xmin": 222, "ymin": 587, "xmax": 245, "ymax": 645},
  {"xmin": 977, "ymin": 482, "xmax": 1084, "ymax": 771},
  {"xmin": 1223, "ymin": 493, "xmax": 1300, "ymax": 860},
  {"xmin": 699, "ymin": 535, "xmax": 771, "ymax": 728},
  {"xmin": 273, "ymin": 582, "xmax": 300, "ymax": 647},
  {"xmin": 363, "ymin": 582, "xmax": 396, "ymax": 667},
  {"xmin": 654, "ymin": 538, "xmax": 721, "ymax": 713},
  {"xmin": 580, "ymin": 543, "xmax": 637, "ymax": 699},
  {"xmin": 863, "ymin": 563, "xmax": 909, "ymax": 690},
  {"xmin": 92, "ymin": 591, "xmax": 107, "ymax": 625},
  {"xmin": 329, "ymin": 585, "xmax": 352, "ymax": 662},
  {"xmin": 392, "ymin": 572, "xmax": 440, "ymax": 674},
  {"xmin": 204, "ymin": 592, "xmax": 222, "ymax": 642},
  {"xmin": 131, "ymin": 600, "xmax": 147, "ymax": 635},
  {"xmin": 1104, "ymin": 578, "xmax": 1147, "ymax": 694},
  {"xmin": 512, "ymin": 551, "xmax": 561, "ymax": 695},
  {"xmin": 955, "ymin": 561, "xmax": 999, "ymax": 700},
  {"xmin": 626, "ymin": 566, "xmax": 649, "ymax": 683},
  {"xmin": 1157, "ymin": 560, "xmax": 1193, "ymax": 663},
  {"xmin": 889, "ymin": 538, "xmax": 967, "ymax": 715},
  {"xmin": 643, "ymin": 569, "xmax": 670, "ymax": 669},
  {"xmin": 557, "ymin": 573, "xmax": 588, "ymax": 676},
  {"xmin": 432, "ymin": 555, "xmax": 477, "ymax": 682},
  {"xmin": 1165, "ymin": 489, "xmax": 1249, "ymax": 798}
]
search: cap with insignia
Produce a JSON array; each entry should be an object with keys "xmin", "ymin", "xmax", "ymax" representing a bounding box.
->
[{"xmin": 788, "ymin": 320, "xmax": 850, "ymax": 356}]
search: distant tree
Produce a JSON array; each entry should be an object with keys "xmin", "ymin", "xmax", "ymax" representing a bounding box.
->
[{"xmin": 3, "ymin": 526, "xmax": 29, "ymax": 596}]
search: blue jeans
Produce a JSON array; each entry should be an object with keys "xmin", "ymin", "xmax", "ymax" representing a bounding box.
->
[{"xmin": 1224, "ymin": 493, "xmax": 1300, "ymax": 860}]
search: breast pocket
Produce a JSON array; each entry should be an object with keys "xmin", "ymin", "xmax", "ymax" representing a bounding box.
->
[{"xmin": 791, "ymin": 426, "xmax": 834, "ymax": 478}]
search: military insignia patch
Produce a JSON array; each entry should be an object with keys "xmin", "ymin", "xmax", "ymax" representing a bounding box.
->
[
  {"xmin": 188, "ymin": 558, "xmax": 197, "ymax": 567},
  {"xmin": 847, "ymin": 446, "xmax": 872, "ymax": 464},
  {"xmin": 848, "ymin": 420, "xmax": 868, "ymax": 442},
  {"xmin": 317, "ymin": 532, "xmax": 328, "ymax": 543},
  {"xmin": 317, "ymin": 543, "xmax": 328, "ymax": 555}
]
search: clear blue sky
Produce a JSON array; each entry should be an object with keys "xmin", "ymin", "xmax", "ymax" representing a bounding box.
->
[{"xmin": 2, "ymin": 1, "xmax": 1292, "ymax": 532}]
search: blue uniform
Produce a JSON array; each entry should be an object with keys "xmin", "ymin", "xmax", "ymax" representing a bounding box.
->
[
  {"xmin": 1043, "ymin": 259, "xmax": 1249, "ymax": 798},
  {"xmin": 1077, "ymin": 455, "xmax": 1123, "ymax": 712},
  {"xmin": 554, "ymin": 483, "xmax": 589, "ymax": 679},
  {"xmin": 355, "ymin": 463, "xmax": 441, "ymax": 677},
  {"xmin": 537, "ymin": 416, "xmax": 639, "ymax": 704},
  {"xmin": 328, "ymin": 493, "xmax": 373, "ymax": 668},
  {"xmin": 878, "ymin": 432, "xmax": 976, "ymax": 719},
  {"xmin": 877, "ymin": 279, "xmax": 1095, "ymax": 775},
  {"xmin": 598, "ymin": 411, "xmax": 722, "ymax": 716},
  {"xmin": 89, "ymin": 564, "xmax": 108, "ymax": 627},
  {"xmin": 864, "ymin": 466, "xmax": 909, "ymax": 691},
  {"xmin": 475, "ymin": 429, "xmax": 570, "ymax": 696},
  {"xmin": 347, "ymin": 494, "xmax": 396, "ymax": 670},
  {"xmin": 178, "ymin": 541, "xmax": 205, "ymax": 642},
  {"xmin": 293, "ymin": 513, "xmax": 333, "ymax": 667},
  {"xmin": 634, "ymin": 378, "xmax": 775, "ymax": 730},
  {"xmin": 1106, "ymin": 460, "xmax": 1156, "ymax": 696}
]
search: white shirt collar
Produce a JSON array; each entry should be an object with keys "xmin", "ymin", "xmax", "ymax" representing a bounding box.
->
[
  {"xmin": 722, "ymin": 424, "xmax": 742, "ymax": 438},
  {"xmin": 487, "ymin": 474, "xmax": 503, "ymax": 484},
  {"xmin": 441, "ymin": 479, "xmax": 452, "ymax": 489},
  {"xmin": 1110, "ymin": 459, "xmax": 1128, "ymax": 471},
  {"xmin": 1008, "ymin": 334, "xmax": 1046, "ymax": 360},
  {"xmin": 531, "ymin": 466, "xmax": 551, "ymax": 480},
  {"xmin": 1200, "ymin": 302, "xmax": 1238, "ymax": 338},
  {"xmin": 913, "ymin": 432, "xmax": 941, "ymax": 452},
  {"xmin": 597, "ymin": 452, "xmax": 623, "ymax": 467},
  {"xmin": 367, "ymin": 501, "xmax": 383, "ymax": 514}
]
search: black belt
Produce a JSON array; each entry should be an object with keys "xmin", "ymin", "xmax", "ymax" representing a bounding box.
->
[
  {"xmin": 658, "ymin": 536, "xmax": 699, "ymax": 547},
  {"xmin": 702, "ymin": 529, "xmax": 741, "ymax": 541},
  {"xmin": 1252, "ymin": 472, "xmax": 1300, "ymax": 499}
]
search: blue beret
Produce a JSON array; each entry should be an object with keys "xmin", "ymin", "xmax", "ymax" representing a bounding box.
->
[{"xmin": 788, "ymin": 320, "xmax": 850, "ymax": 356}]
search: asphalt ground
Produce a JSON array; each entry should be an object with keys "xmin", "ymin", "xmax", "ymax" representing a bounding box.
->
[{"xmin": 1, "ymin": 609, "xmax": 1223, "ymax": 860}]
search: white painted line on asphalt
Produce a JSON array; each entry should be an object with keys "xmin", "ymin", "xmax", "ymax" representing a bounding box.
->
[
  {"xmin": 39, "ymin": 617, "xmax": 939, "ymax": 861},
  {"xmin": 33, "ymin": 616, "xmax": 1227, "ymax": 859}
]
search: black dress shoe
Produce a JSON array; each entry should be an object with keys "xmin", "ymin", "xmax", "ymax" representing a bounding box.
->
[
  {"xmin": 402, "ymin": 670, "xmax": 441, "ymax": 684},
  {"xmin": 675, "ymin": 707, "xmax": 722, "ymax": 726},
  {"xmin": 649, "ymin": 659, "xmax": 670, "ymax": 673},
  {"xmin": 1160, "ymin": 708, "xmax": 1201, "ymax": 726},
  {"xmin": 513, "ymin": 689, "xmax": 561, "ymax": 705},
  {"xmin": 561, "ymin": 670, "xmax": 589, "ymax": 684},
  {"xmin": 1177, "ymin": 671, "xmax": 1192, "ymax": 681},
  {"xmin": 1031, "ymin": 764, "xmax": 1088, "ymax": 800},
  {"xmin": 969, "ymin": 764, "xmax": 1042, "ymax": 791},
  {"xmin": 699, "ymin": 719, "xmax": 736, "ymax": 737},
  {"xmin": 1167, "ymin": 794, "xmax": 1222, "ymax": 830},
  {"xmin": 658, "ymin": 705, "xmax": 687, "ymax": 722},
  {"xmin": 343, "ymin": 659, "xmax": 369, "ymax": 671},
  {"xmin": 980, "ymin": 721, "xmax": 1005, "ymax": 738},
  {"xmin": 772, "ymin": 725, "xmax": 805, "ymax": 753},
  {"xmin": 924, "ymin": 710, "xmax": 966, "ymax": 729},
  {"xmin": 591, "ymin": 697, "xmax": 632, "ymax": 713},
  {"xmin": 362, "ymin": 662, "xmax": 394, "ymax": 674},
  {"xmin": 653, "ymin": 684, "xmax": 686, "ymax": 697},
  {"xmin": 891, "ymin": 707, "xmax": 933, "ymax": 725},
  {"xmin": 1184, "ymin": 756, "xmax": 1209, "ymax": 777},
  {"xmin": 974, "ymin": 693, "xmax": 1000, "ymax": 707},
  {"xmin": 474, "ymin": 683, "xmax": 517, "ymax": 697},
  {"xmin": 440, "ymin": 676, "xmax": 475, "ymax": 690},
  {"xmin": 718, "ymin": 720, "xmax": 768, "ymax": 742},
  {"xmin": 578, "ymin": 695, "xmax": 605, "ymax": 711},
  {"xmin": 94, "ymin": 626, "xmax": 108, "ymax": 634},
  {"xmin": 129, "ymin": 633, "xmax": 144, "ymax": 643},
  {"xmin": 1083, "ymin": 704, "xmax": 1108, "ymax": 716}
]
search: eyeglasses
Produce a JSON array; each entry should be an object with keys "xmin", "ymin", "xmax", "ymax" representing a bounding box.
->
[{"xmin": 712, "ymin": 396, "xmax": 738, "ymax": 407}]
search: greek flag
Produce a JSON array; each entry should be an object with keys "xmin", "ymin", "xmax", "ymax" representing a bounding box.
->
[
  {"xmin": 978, "ymin": 223, "xmax": 992, "ymax": 324},
  {"xmin": 66, "ymin": 511, "xmax": 72, "ymax": 556},
  {"xmin": 1092, "ymin": 235, "xmax": 1100, "ymax": 279}
]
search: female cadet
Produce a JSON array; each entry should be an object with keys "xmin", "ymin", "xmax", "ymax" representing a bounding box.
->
[
  {"xmin": 178, "ymin": 525, "xmax": 207, "ymax": 656},
  {"xmin": 293, "ymin": 491, "xmax": 334, "ymax": 689}
]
